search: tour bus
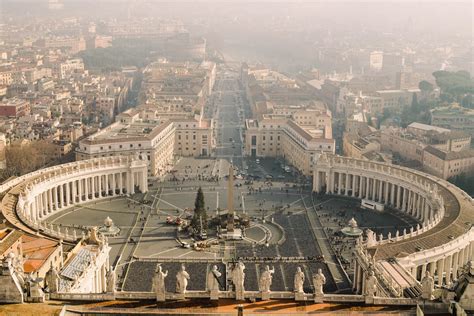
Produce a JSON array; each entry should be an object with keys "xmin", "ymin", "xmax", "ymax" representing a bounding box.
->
[{"xmin": 361, "ymin": 199, "xmax": 384, "ymax": 211}]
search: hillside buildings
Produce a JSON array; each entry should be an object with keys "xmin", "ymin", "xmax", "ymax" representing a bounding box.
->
[{"xmin": 380, "ymin": 122, "xmax": 474, "ymax": 179}]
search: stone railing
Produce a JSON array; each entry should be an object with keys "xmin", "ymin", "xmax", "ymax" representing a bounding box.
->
[
  {"xmin": 397, "ymin": 227, "xmax": 474, "ymax": 268},
  {"xmin": 50, "ymin": 290, "xmax": 425, "ymax": 306},
  {"xmin": 355, "ymin": 245, "xmax": 402, "ymax": 297},
  {"xmin": 365, "ymin": 219, "xmax": 439, "ymax": 248}
]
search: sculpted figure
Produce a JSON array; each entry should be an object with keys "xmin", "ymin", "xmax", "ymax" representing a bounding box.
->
[
  {"xmin": 364, "ymin": 270, "xmax": 377, "ymax": 297},
  {"xmin": 154, "ymin": 264, "xmax": 168, "ymax": 297},
  {"xmin": 421, "ymin": 270, "xmax": 434, "ymax": 300},
  {"xmin": 176, "ymin": 264, "xmax": 190, "ymax": 294},
  {"xmin": 232, "ymin": 261, "xmax": 246, "ymax": 293},
  {"xmin": 294, "ymin": 266, "xmax": 305, "ymax": 293},
  {"xmin": 106, "ymin": 266, "xmax": 116, "ymax": 293},
  {"xmin": 45, "ymin": 262, "xmax": 59, "ymax": 293},
  {"xmin": 207, "ymin": 265, "xmax": 222, "ymax": 292},
  {"xmin": 259, "ymin": 265, "xmax": 275, "ymax": 292},
  {"xmin": 313, "ymin": 268, "xmax": 326, "ymax": 296}
]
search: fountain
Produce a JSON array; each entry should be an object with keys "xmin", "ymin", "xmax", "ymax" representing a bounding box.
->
[
  {"xmin": 98, "ymin": 216, "xmax": 120, "ymax": 236},
  {"xmin": 341, "ymin": 217, "xmax": 363, "ymax": 237}
]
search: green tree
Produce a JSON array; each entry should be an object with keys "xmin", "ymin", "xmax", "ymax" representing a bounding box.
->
[
  {"xmin": 418, "ymin": 80, "xmax": 434, "ymax": 92},
  {"xmin": 192, "ymin": 187, "xmax": 207, "ymax": 231}
]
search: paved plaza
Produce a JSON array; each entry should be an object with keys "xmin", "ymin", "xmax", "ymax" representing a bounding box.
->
[{"xmin": 45, "ymin": 157, "xmax": 417, "ymax": 294}]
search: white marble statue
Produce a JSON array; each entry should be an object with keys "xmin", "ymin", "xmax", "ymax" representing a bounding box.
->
[
  {"xmin": 421, "ymin": 270, "xmax": 434, "ymax": 300},
  {"xmin": 232, "ymin": 261, "xmax": 246, "ymax": 293},
  {"xmin": 176, "ymin": 264, "xmax": 190, "ymax": 294},
  {"xmin": 313, "ymin": 268, "xmax": 326, "ymax": 296},
  {"xmin": 364, "ymin": 270, "xmax": 377, "ymax": 297},
  {"xmin": 106, "ymin": 266, "xmax": 116, "ymax": 293},
  {"xmin": 45, "ymin": 262, "xmax": 59, "ymax": 293},
  {"xmin": 259, "ymin": 265, "xmax": 275, "ymax": 293},
  {"xmin": 28, "ymin": 272, "xmax": 45, "ymax": 300},
  {"xmin": 154, "ymin": 264, "xmax": 168, "ymax": 296},
  {"xmin": 207, "ymin": 265, "xmax": 222, "ymax": 292},
  {"xmin": 294, "ymin": 266, "xmax": 305, "ymax": 293}
]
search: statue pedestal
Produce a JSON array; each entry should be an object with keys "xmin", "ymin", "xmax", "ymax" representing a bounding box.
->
[
  {"xmin": 236, "ymin": 290, "xmax": 245, "ymax": 301},
  {"xmin": 261, "ymin": 291, "xmax": 270, "ymax": 301},
  {"xmin": 175, "ymin": 293, "xmax": 186, "ymax": 300},
  {"xmin": 156, "ymin": 291, "xmax": 166, "ymax": 302},
  {"xmin": 295, "ymin": 292, "xmax": 306, "ymax": 301},
  {"xmin": 314, "ymin": 294, "xmax": 324, "ymax": 303},
  {"xmin": 364, "ymin": 295, "xmax": 374, "ymax": 304},
  {"xmin": 210, "ymin": 290, "xmax": 219, "ymax": 300}
]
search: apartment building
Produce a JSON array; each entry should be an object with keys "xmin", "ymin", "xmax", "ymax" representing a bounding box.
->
[{"xmin": 244, "ymin": 117, "xmax": 335, "ymax": 176}]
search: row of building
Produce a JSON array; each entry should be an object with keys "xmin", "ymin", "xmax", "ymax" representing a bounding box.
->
[
  {"xmin": 241, "ymin": 64, "xmax": 336, "ymax": 175},
  {"xmin": 343, "ymin": 121, "xmax": 474, "ymax": 180}
]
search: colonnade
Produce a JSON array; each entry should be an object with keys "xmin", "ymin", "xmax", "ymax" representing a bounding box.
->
[
  {"xmin": 314, "ymin": 169, "xmax": 439, "ymax": 224},
  {"xmin": 16, "ymin": 157, "xmax": 148, "ymax": 225},
  {"xmin": 312, "ymin": 154, "xmax": 473, "ymax": 292},
  {"xmin": 404, "ymin": 230, "xmax": 474, "ymax": 286}
]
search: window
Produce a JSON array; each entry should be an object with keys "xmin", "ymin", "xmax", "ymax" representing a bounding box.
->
[{"xmin": 251, "ymin": 136, "xmax": 257, "ymax": 146}]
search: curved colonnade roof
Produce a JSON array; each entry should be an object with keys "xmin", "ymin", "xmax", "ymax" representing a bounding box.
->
[{"xmin": 0, "ymin": 157, "xmax": 135, "ymax": 242}]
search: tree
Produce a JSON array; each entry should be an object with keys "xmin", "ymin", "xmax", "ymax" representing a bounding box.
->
[
  {"xmin": 418, "ymin": 80, "xmax": 434, "ymax": 92},
  {"xmin": 192, "ymin": 187, "xmax": 207, "ymax": 231}
]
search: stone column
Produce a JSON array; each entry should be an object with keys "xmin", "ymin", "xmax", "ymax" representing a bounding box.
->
[
  {"xmin": 54, "ymin": 186, "xmax": 59, "ymax": 210},
  {"xmin": 85, "ymin": 177, "xmax": 89, "ymax": 201},
  {"xmin": 365, "ymin": 177, "xmax": 370, "ymax": 199},
  {"xmin": 48, "ymin": 189, "xmax": 53, "ymax": 213},
  {"xmin": 358, "ymin": 176, "xmax": 363, "ymax": 199},
  {"xmin": 78, "ymin": 179, "xmax": 83, "ymax": 202},
  {"xmin": 345, "ymin": 173, "xmax": 350, "ymax": 195},
  {"xmin": 130, "ymin": 172, "xmax": 135, "ymax": 194},
  {"xmin": 378, "ymin": 180, "xmax": 383, "ymax": 202},
  {"xmin": 429, "ymin": 261, "xmax": 436, "ymax": 278},
  {"xmin": 352, "ymin": 174, "xmax": 356, "ymax": 197},
  {"xmin": 65, "ymin": 182, "xmax": 70, "ymax": 206},
  {"xmin": 315, "ymin": 171, "xmax": 320, "ymax": 193},
  {"xmin": 337, "ymin": 172, "xmax": 342, "ymax": 195},
  {"xmin": 437, "ymin": 258, "xmax": 445, "ymax": 286},
  {"xmin": 396, "ymin": 185, "xmax": 402, "ymax": 209},
  {"xmin": 112, "ymin": 173, "xmax": 116, "ymax": 196},
  {"xmin": 421, "ymin": 264, "xmax": 427, "ymax": 282},
  {"xmin": 445, "ymin": 255, "xmax": 453, "ymax": 285},
  {"xmin": 119, "ymin": 172, "xmax": 123, "ymax": 195},
  {"xmin": 35, "ymin": 195, "xmax": 41, "ymax": 220},
  {"xmin": 390, "ymin": 184, "xmax": 395, "ymax": 206},
  {"xmin": 402, "ymin": 188, "xmax": 408, "ymax": 212},
  {"xmin": 91, "ymin": 176, "xmax": 96, "ymax": 199},
  {"xmin": 58, "ymin": 185, "xmax": 63, "ymax": 209},
  {"xmin": 452, "ymin": 251, "xmax": 459, "ymax": 281},
  {"xmin": 372, "ymin": 179, "xmax": 377, "ymax": 201}
]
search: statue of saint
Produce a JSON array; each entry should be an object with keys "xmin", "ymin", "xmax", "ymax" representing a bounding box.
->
[
  {"xmin": 421, "ymin": 270, "xmax": 434, "ymax": 300},
  {"xmin": 207, "ymin": 265, "xmax": 222, "ymax": 292},
  {"xmin": 106, "ymin": 266, "xmax": 116, "ymax": 293},
  {"xmin": 154, "ymin": 264, "xmax": 168, "ymax": 296},
  {"xmin": 232, "ymin": 261, "xmax": 246, "ymax": 293},
  {"xmin": 259, "ymin": 265, "xmax": 275, "ymax": 293},
  {"xmin": 176, "ymin": 264, "xmax": 190, "ymax": 294},
  {"xmin": 364, "ymin": 270, "xmax": 377, "ymax": 297},
  {"xmin": 45, "ymin": 262, "xmax": 59, "ymax": 293},
  {"xmin": 313, "ymin": 268, "xmax": 326, "ymax": 296},
  {"xmin": 294, "ymin": 266, "xmax": 305, "ymax": 293}
]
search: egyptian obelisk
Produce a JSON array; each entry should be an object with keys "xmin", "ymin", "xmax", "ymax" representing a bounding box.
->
[{"xmin": 227, "ymin": 164, "xmax": 235, "ymax": 232}]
